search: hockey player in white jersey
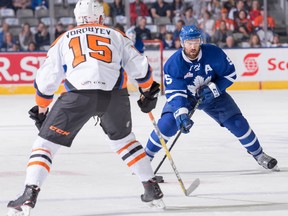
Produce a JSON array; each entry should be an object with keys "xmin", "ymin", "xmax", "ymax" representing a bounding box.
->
[
  {"xmin": 145, "ymin": 25, "xmax": 278, "ymax": 172},
  {"xmin": 7, "ymin": 1, "xmax": 164, "ymax": 215}
]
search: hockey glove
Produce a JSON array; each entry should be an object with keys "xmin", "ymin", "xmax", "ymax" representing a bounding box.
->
[
  {"xmin": 137, "ymin": 81, "xmax": 160, "ymax": 113},
  {"xmin": 28, "ymin": 106, "xmax": 48, "ymax": 130},
  {"xmin": 196, "ymin": 82, "xmax": 221, "ymax": 104},
  {"xmin": 174, "ymin": 108, "xmax": 194, "ymax": 134}
]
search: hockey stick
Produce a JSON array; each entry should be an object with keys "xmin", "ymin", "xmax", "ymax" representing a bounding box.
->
[
  {"xmin": 148, "ymin": 111, "xmax": 200, "ymax": 196},
  {"xmin": 154, "ymin": 99, "xmax": 202, "ymax": 174}
]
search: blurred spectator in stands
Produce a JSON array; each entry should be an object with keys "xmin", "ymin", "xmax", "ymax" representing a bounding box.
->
[
  {"xmin": 253, "ymin": 6, "xmax": 275, "ymax": 31},
  {"xmin": 114, "ymin": 23, "xmax": 125, "ymax": 33},
  {"xmin": 97, "ymin": 0, "xmax": 110, "ymax": 18},
  {"xmin": 174, "ymin": 38, "xmax": 181, "ymax": 49},
  {"xmin": 0, "ymin": 22, "xmax": 11, "ymax": 49},
  {"xmin": 249, "ymin": 0, "xmax": 261, "ymax": 24},
  {"xmin": 134, "ymin": 16, "xmax": 152, "ymax": 40},
  {"xmin": 172, "ymin": 19, "xmax": 184, "ymax": 41},
  {"xmin": 150, "ymin": 0, "xmax": 172, "ymax": 20},
  {"xmin": 55, "ymin": 22, "xmax": 65, "ymax": 39},
  {"xmin": 198, "ymin": 10, "xmax": 215, "ymax": 39},
  {"xmin": 223, "ymin": 35, "xmax": 238, "ymax": 48},
  {"xmin": 213, "ymin": 20, "xmax": 233, "ymax": 48},
  {"xmin": 215, "ymin": 8, "xmax": 236, "ymax": 32},
  {"xmin": 234, "ymin": 9, "xmax": 253, "ymax": 40},
  {"xmin": 200, "ymin": 29, "xmax": 212, "ymax": 44},
  {"xmin": 27, "ymin": 41, "xmax": 37, "ymax": 51},
  {"xmin": 255, "ymin": 25, "xmax": 274, "ymax": 47},
  {"xmin": 11, "ymin": 40, "xmax": 21, "ymax": 51},
  {"xmin": 66, "ymin": 24, "xmax": 75, "ymax": 31},
  {"xmin": 154, "ymin": 24, "xmax": 167, "ymax": 40},
  {"xmin": 1, "ymin": 32, "xmax": 18, "ymax": 51},
  {"xmin": 249, "ymin": 33, "xmax": 261, "ymax": 48},
  {"xmin": 18, "ymin": 22, "xmax": 34, "ymax": 50},
  {"xmin": 206, "ymin": 0, "xmax": 222, "ymax": 20},
  {"xmin": 228, "ymin": 0, "xmax": 248, "ymax": 21},
  {"xmin": 181, "ymin": 6, "xmax": 198, "ymax": 26},
  {"xmin": 270, "ymin": 34, "xmax": 280, "ymax": 47},
  {"xmin": 162, "ymin": 32, "xmax": 174, "ymax": 49},
  {"xmin": 269, "ymin": 34, "xmax": 288, "ymax": 47},
  {"xmin": 12, "ymin": 0, "xmax": 31, "ymax": 11},
  {"xmin": 126, "ymin": 25, "xmax": 144, "ymax": 54},
  {"xmin": 185, "ymin": 0, "xmax": 204, "ymax": 19},
  {"xmin": 130, "ymin": 0, "xmax": 149, "ymax": 26},
  {"xmin": 34, "ymin": 21, "xmax": 50, "ymax": 48},
  {"xmin": 0, "ymin": 0, "xmax": 13, "ymax": 9},
  {"xmin": 171, "ymin": 0, "xmax": 185, "ymax": 22},
  {"xmin": 110, "ymin": 0, "xmax": 125, "ymax": 17},
  {"xmin": 223, "ymin": 0, "xmax": 235, "ymax": 12},
  {"xmin": 31, "ymin": 0, "xmax": 48, "ymax": 10}
]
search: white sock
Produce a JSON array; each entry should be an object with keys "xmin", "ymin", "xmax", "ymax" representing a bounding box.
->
[{"xmin": 25, "ymin": 136, "xmax": 61, "ymax": 187}]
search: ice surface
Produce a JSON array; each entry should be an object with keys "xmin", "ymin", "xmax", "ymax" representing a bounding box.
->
[{"xmin": 0, "ymin": 90, "xmax": 288, "ymax": 216}]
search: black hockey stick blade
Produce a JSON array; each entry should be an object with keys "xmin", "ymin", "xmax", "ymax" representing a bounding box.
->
[{"xmin": 185, "ymin": 178, "xmax": 200, "ymax": 196}]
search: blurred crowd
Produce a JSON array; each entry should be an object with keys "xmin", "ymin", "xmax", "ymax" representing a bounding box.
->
[{"xmin": 0, "ymin": 0, "xmax": 287, "ymax": 52}]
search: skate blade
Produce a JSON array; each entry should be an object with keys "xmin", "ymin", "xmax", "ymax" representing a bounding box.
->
[
  {"xmin": 145, "ymin": 198, "xmax": 166, "ymax": 209},
  {"xmin": 271, "ymin": 165, "xmax": 280, "ymax": 172},
  {"xmin": 7, "ymin": 206, "xmax": 31, "ymax": 216}
]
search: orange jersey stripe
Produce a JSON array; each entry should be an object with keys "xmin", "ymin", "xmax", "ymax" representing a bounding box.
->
[
  {"xmin": 138, "ymin": 74, "xmax": 154, "ymax": 89},
  {"xmin": 35, "ymin": 94, "xmax": 53, "ymax": 108},
  {"xmin": 122, "ymin": 71, "xmax": 128, "ymax": 89},
  {"xmin": 32, "ymin": 148, "xmax": 52, "ymax": 157},
  {"xmin": 127, "ymin": 152, "xmax": 146, "ymax": 167},
  {"xmin": 28, "ymin": 161, "xmax": 50, "ymax": 172},
  {"xmin": 117, "ymin": 140, "xmax": 137, "ymax": 155}
]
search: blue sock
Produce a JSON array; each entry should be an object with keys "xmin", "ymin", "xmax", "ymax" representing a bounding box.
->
[
  {"xmin": 223, "ymin": 114, "xmax": 262, "ymax": 157},
  {"xmin": 145, "ymin": 113, "xmax": 178, "ymax": 159}
]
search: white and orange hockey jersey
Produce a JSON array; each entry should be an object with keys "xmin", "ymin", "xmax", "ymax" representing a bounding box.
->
[{"xmin": 35, "ymin": 23, "xmax": 154, "ymax": 108}]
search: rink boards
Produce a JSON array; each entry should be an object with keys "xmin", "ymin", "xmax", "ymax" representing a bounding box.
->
[{"xmin": 0, "ymin": 48, "xmax": 288, "ymax": 94}]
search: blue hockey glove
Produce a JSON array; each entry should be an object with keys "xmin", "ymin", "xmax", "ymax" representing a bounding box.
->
[
  {"xmin": 137, "ymin": 81, "xmax": 160, "ymax": 113},
  {"xmin": 196, "ymin": 82, "xmax": 221, "ymax": 104},
  {"xmin": 174, "ymin": 108, "xmax": 194, "ymax": 134}
]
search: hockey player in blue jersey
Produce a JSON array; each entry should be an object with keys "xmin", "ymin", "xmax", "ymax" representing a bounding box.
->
[{"xmin": 145, "ymin": 25, "xmax": 279, "ymax": 171}]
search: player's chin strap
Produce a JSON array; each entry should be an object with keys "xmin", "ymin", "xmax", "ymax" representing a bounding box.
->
[
  {"xmin": 148, "ymin": 111, "xmax": 200, "ymax": 196},
  {"xmin": 154, "ymin": 98, "xmax": 202, "ymax": 175}
]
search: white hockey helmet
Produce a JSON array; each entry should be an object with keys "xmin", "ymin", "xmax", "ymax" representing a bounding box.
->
[{"xmin": 74, "ymin": 0, "xmax": 105, "ymax": 25}]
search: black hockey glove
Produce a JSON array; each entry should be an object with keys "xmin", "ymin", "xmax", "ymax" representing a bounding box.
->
[
  {"xmin": 137, "ymin": 81, "xmax": 160, "ymax": 113},
  {"xmin": 196, "ymin": 82, "xmax": 221, "ymax": 104},
  {"xmin": 28, "ymin": 106, "xmax": 48, "ymax": 130}
]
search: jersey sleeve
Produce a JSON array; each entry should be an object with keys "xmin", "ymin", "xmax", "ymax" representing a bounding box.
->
[
  {"xmin": 212, "ymin": 47, "xmax": 237, "ymax": 92},
  {"xmin": 34, "ymin": 39, "xmax": 66, "ymax": 108},
  {"xmin": 121, "ymin": 37, "xmax": 153, "ymax": 89},
  {"xmin": 163, "ymin": 55, "xmax": 188, "ymax": 113}
]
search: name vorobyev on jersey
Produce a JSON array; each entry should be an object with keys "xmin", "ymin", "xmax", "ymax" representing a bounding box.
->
[
  {"xmin": 35, "ymin": 24, "xmax": 150, "ymax": 96},
  {"xmin": 163, "ymin": 44, "xmax": 237, "ymax": 110}
]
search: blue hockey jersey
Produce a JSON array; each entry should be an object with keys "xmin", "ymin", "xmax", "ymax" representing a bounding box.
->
[{"xmin": 164, "ymin": 44, "xmax": 237, "ymax": 112}]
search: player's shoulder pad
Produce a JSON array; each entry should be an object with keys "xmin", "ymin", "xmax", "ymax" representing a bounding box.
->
[
  {"xmin": 164, "ymin": 49, "xmax": 182, "ymax": 66},
  {"xmin": 164, "ymin": 49, "xmax": 182, "ymax": 76},
  {"xmin": 201, "ymin": 44, "xmax": 226, "ymax": 59}
]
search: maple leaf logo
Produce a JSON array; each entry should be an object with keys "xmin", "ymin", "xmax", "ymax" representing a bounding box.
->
[{"xmin": 187, "ymin": 76, "xmax": 212, "ymax": 95}]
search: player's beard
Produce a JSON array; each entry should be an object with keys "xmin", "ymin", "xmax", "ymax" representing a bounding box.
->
[{"xmin": 184, "ymin": 47, "xmax": 200, "ymax": 60}]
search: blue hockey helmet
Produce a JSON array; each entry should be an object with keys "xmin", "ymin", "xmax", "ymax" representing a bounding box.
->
[{"xmin": 179, "ymin": 25, "xmax": 202, "ymax": 45}]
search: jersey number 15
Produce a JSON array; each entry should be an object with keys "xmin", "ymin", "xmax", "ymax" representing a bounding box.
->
[{"xmin": 69, "ymin": 34, "xmax": 112, "ymax": 68}]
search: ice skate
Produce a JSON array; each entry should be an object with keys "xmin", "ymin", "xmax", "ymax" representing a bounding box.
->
[
  {"xmin": 254, "ymin": 152, "xmax": 280, "ymax": 171},
  {"xmin": 141, "ymin": 177, "xmax": 165, "ymax": 209},
  {"xmin": 7, "ymin": 185, "xmax": 40, "ymax": 216}
]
